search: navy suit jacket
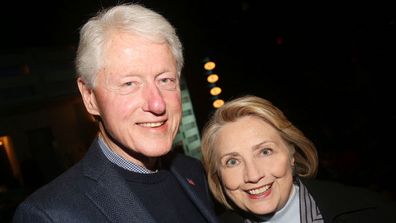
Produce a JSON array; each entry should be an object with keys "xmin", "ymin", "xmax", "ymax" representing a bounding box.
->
[{"xmin": 13, "ymin": 138, "xmax": 219, "ymax": 223}]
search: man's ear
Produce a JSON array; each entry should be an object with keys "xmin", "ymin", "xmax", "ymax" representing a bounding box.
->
[{"xmin": 77, "ymin": 77, "xmax": 100, "ymax": 116}]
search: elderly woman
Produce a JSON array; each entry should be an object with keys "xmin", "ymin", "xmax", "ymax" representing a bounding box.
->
[{"xmin": 201, "ymin": 95, "xmax": 395, "ymax": 223}]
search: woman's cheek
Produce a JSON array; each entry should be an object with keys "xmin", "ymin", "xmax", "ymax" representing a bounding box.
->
[{"xmin": 220, "ymin": 169, "xmax": 242, "ymax": 191}]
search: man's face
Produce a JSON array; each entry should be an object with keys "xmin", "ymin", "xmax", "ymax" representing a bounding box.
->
[{"xmin": 79, "ymin": 32, "xmax": 181, "ymax": 168}]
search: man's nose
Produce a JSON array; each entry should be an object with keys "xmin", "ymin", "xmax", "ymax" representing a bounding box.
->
[{"xmin": 142, "ymin": 83, "xmax": 166, "ymax": 115}]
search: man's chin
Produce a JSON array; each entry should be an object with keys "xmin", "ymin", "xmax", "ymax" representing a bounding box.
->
[{"xmin": 140, "ymin": 146, "xmax": 172, "ymax": 157}]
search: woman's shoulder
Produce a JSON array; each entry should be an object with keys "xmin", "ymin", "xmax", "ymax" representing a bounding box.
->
[
  {"xmin": 301, "ymin": 178, "xmax": 393, "ymax": 204},
  {"xmin": 301, "ymin": 178, "xmax": 396, "ymax": 222},
  {"xmin": 218, "ymin": 209, "xmax": 244, "ymax": 223}
]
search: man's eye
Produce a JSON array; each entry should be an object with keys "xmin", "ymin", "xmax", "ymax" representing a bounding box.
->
[
  {"xmin": 120, "ymin": 81, "xmax": 140, "ymax": 89},
  {"xmin": 113, "ymin": 81, "xmax": 140, "ymax": 95},
  {"xmin": 123, "ymin": 81, "xmax": 134, "ymax": 86},
  {"xmin": 225, "ymin": 159, "xmax": 239, "ymax": 167},
  {"xmin": 158, "ymin": 78, "xmax": 177, "ymax": 90},
  {"xmin": 161, "ymin": 78, "xmax": 172, "ymax": 83}
]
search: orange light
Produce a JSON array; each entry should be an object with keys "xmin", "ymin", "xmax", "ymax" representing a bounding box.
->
[
  {"xmin": 204, "ymin": 61, "xmax": 216, "ymax": 70},
  {"xmin": 210, "ymin": 86, "xmax": 222, "ymax": 96},
  {"xmin": 213, "ymin": 99, "xmax": 224, "ymax": 108},
  {"xmin": 207, "ymin": 74, "xmax": 219, "ymax": 83}
]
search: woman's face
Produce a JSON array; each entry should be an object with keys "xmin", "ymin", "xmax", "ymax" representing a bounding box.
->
[{"xmin": 215, "ymin": 116, "xmax": 295, "ymax": 215}]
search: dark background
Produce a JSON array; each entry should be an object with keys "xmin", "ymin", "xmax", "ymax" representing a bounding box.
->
[{"xmin": 1, "ymin": 0, "xmax": 395, "ymax": 204}]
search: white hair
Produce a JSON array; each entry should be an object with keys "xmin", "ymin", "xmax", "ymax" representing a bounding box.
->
[{"xmin": 75, "ymin": 3, "xmax": 184, "ymax": 87}]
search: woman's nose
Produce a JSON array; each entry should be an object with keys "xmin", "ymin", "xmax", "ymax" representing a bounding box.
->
[{"xmin": 243, "ymin": 160, "xmax": 263, "ymax": 183}]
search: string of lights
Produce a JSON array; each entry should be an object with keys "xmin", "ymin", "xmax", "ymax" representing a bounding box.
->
[{"xmin": 203, "ymin": 58, "xmax": 224, "ymax": 109}]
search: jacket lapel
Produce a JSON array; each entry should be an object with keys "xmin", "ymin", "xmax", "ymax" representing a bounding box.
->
[
  {"xmin": 82, "ymin": 138, "xmax": 157, "ymax": 223},
  {"xmin": 171, "ymin": 163, "xmax": 219, "ymax": 223}
]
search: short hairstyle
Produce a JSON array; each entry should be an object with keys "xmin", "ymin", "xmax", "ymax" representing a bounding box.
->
[
  {"xmin": 200, "ymin": 95, "xmax": 319, "ymax": 209},
  {"xmin": 75, "ymin": 3, "xmax": 184, "ymax": 88}
]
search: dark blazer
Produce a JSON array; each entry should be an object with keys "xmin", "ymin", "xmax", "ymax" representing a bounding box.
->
[
  {"xmin": 219, "ymin": 179, "xmax": 396, "ymax": 223},
  {"xmin": 13, "ymin": 138, "xmax": 219, "ymax": 223}
]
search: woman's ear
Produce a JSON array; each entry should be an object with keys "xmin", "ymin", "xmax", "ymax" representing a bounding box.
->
[
  {"xmin": 289, "ymin": 144, "xmax": 296, "ymax": 166},
  {"xmin": 77, "ymin": 78, "xmax": 100, "ymax": 116}
]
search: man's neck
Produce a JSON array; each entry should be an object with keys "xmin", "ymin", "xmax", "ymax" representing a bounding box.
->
[{"xmin": 98, "ymin": 127, "xmax": 159, "ymax": 172}]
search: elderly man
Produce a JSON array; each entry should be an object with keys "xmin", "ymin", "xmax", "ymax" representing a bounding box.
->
[{"xmin": 13, "ymin": 4, "xmax": 219, "ymax": 223}]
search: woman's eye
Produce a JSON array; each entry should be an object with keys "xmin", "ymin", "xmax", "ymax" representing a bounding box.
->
[
  {"xmin": 261, "ymin": 148, "xmax": 272, "ymax": 156},
  {"xmin": 225, "ymin": 158, "xmax": 239, "ymax": 167}
]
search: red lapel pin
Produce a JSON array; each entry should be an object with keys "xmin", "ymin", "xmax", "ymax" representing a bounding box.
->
[{"xmin": 187, "ymin": 178, "xmax": 196, "ymax": 186}]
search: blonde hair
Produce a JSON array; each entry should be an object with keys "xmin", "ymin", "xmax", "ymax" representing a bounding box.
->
[{"xmin": 200, "ymin": 95, "xmax": 318, "ymax": 209}]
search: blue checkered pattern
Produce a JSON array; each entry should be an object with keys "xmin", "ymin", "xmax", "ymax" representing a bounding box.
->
[{"xmin": 98, "ymin": 136, "xmax": 156, "ymax": 174}]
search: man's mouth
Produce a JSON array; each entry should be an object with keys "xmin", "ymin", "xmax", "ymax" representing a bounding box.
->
[{"xmin": 137, "ymin": 121, "xmax": 165, "ymax": 127}]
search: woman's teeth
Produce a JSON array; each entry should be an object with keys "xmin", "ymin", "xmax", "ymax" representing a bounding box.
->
[{"xmin": 248, "ymin": 184, "xmax": 271, "ymax": 195}]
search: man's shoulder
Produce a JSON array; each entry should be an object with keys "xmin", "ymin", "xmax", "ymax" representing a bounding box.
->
[{"xmin": 18, "ymin": 161, "xmax": 88, "ymax": 208}]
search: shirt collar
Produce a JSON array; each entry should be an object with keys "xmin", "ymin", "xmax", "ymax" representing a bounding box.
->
[{"xmin": 98, "ymin": 135, "xmax": 157, "ymax": 174}]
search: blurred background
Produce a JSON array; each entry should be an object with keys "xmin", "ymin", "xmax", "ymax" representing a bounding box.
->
[{"xmin": 1, "ymin": 1, "xmax": 395, "ymax": 221}]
